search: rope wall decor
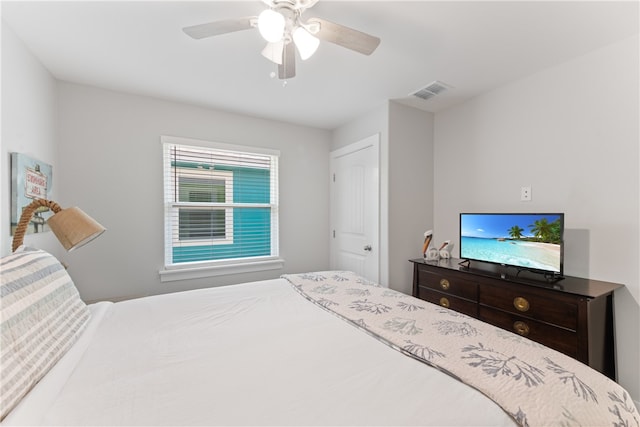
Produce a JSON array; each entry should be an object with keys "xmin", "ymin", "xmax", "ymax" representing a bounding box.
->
[{"xmin": 12, "ymin": 199, "xmax": 62, "ymax": 252}]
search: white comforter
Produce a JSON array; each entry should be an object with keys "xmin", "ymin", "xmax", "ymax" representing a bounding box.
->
[{"xmin": 5, "ymin": 278, "xmax": 516, "ymax": 426}]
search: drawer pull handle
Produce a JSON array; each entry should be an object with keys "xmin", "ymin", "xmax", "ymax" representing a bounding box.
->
[
  {"xmin": 439, "ymin": 279, "xmax": 450, "ymax": 290},
  {"xmin": 439, "ymin": 297, "xmax": 450, "ymax": 308},
  {"xmin": 513, "ymin": 296, "xmax": 530, "ymax": 312},
  {"xmin": 513, "ymin": 321, "xmax": 530, "ymax": 336}
]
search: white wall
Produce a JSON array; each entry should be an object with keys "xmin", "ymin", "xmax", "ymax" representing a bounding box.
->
[
  {"xmin": 388, "ymin": 102, "xmax": 434, "ymax": 294},
  {"xmin": 1, "ymin": 21, "xmax": 61, "ymax": 258},
  {"xmin": 55, "ymin": 82, "xmax": 332, "ymax": 302},
  {"xmin": 433, "ymin": 35, "xmax": 639, "ymax": 405}
]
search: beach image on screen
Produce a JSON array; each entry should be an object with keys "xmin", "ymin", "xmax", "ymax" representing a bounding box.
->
[{"xmin": 460, "ymin": 214, "xmax": 562, "ymax": 273}]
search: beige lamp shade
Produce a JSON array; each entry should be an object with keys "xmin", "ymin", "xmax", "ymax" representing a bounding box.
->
[
  {"xmin": 47, "ymin": 206, "xmax": 106, "ymax": 251},
  {"xmin": 11, "ymin": 199, "xmax": 105, "ymax": 252}
]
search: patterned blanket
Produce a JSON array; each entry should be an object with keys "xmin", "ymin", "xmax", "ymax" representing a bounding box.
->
[{"xmin": 282, "ymin": 271, "xmax": 638, "ymax": 427}]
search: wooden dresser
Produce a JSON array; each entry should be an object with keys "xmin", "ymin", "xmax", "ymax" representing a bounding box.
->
[{"xmin": 410, "ymin": 258, "xmax": 623, "ymax": 380}]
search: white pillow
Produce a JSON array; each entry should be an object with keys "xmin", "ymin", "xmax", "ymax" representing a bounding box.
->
[{"xmin": 0, "ymin": 247, "xmax": 90, "ymax": 421}]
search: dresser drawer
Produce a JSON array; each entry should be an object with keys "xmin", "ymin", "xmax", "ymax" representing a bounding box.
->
[
  {"xmin": 417, "ymin": 287, "xmax": 478, "ymax": 317},
  {"xmin": 479, "ymin": 306, "xmax": 578, "ymax": 359},
  {"xmin": 417, "ymin": 265, "xmax": 478, "ymax": 301},
  {"xmin": 479, "ymin": 282, "xmax": 578, "ymax": 331}
]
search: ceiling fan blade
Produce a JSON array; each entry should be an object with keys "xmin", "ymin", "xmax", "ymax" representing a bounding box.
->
[
  {"xmin": 278, "ymin": 42, "xmax": 296, "ymax": 79},
  {"xmin": 307, "ymin": 17, "xmax": 380, "ymax": 55},
  {"xmin": 183, "ymin": 17, "xmax": 256, "ymax": 40}
]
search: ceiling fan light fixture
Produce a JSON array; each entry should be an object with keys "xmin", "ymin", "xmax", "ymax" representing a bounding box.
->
[
  {"xmin": 258, "ymin": 9, "xmax": 285, "ymax": 42},
  {"xmin": 261, "ymin": 40, "xmax": 285, "ymax": 65},
  {"xmin": 292, "ymin": 26, "xmax": 319, "ymax": 60}
]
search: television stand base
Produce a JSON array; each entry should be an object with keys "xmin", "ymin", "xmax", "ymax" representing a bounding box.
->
[{"xmin": 513, "ymin": 267, "xmax": 564, "ymax": 283}]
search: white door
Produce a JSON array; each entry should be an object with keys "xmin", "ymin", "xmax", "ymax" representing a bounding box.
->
[{"xmin": 330, "ymin": 134, "xmax": 379, "ymax": 283}]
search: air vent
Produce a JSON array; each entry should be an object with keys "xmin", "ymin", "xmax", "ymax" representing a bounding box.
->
[{"xmin": 410, "ymin": 81, "xmax": 451, "ymax": 101}]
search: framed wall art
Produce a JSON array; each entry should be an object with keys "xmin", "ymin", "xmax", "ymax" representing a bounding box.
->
[{"xmin": 11, "ymin": 153, "xmax": 53, "ymax": 236}]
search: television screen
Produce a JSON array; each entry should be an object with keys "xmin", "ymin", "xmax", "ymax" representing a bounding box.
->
[{"xmin": 460, "ymin": 213, "xmax": 564, "ymax": 275}]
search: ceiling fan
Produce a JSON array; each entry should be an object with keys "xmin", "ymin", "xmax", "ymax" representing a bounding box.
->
[{"xmin": 182, "ymin": 0, "xmax": 381, "ymax": 79}]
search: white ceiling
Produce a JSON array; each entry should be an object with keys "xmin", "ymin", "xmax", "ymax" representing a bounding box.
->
[{"xmin": 2, "ymin": 1, "xmax": 638, "ymax": 130}]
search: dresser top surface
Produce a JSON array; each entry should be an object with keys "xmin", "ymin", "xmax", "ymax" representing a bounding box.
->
[{"xmin": 410, "ymin": 258, "xmax": 624, "ymax": 298}]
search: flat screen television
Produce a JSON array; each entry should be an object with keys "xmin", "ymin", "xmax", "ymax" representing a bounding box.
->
[{"xmin": 459, "ymin": 213, "xmax": 564, "ymax": 277}]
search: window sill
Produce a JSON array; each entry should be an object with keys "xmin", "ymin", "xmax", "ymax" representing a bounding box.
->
[{"xmin": 159, "ymin": 257, "xmax": 285, "ymax": 282}]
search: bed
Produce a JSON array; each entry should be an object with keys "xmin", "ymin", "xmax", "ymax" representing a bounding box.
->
[{"xmin": 1, "ymin": 247, "xmax": 637, "ymax": 426}]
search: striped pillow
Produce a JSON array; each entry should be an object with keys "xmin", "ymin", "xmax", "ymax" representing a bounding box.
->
[{"xmin": 0, "ymin": 247, "xmax": 90, "ymax": 420}]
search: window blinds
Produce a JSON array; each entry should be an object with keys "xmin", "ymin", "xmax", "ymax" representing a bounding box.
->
[{"xmin": 162, "ymin": 138, "xmax": 279, "ymax": 268}]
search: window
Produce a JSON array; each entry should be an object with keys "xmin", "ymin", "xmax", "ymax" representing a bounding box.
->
[
  {"xmin": 161, "ymin": 136, "xmax": 281, "ymax": 281},
  {"xmin": 173, "ymin": 168, "xmax": 233, "ymax": 245}
]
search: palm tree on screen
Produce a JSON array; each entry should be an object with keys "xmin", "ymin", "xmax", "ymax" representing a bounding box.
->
[
  {"xmin": 508, "ymin": 225, "xmax": 525, "ymax": 239},
  {"xmin": 530, "ymin": 219, "xmax": 552, "ymax": 242}
]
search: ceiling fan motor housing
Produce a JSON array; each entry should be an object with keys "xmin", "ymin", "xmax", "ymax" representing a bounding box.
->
[{"xmin": 264, "ymin": 0, "xmax": 320, "ymax": 11}]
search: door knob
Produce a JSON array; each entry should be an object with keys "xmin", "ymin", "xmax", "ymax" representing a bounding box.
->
[{"xmin": 364, "ymin": 245, "xmax": 372, "ymax": 252}]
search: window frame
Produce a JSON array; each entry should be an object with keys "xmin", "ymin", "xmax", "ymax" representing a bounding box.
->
[
  {"xmin": 160, "ymin": 136, "xmax": 283, "ymax": 282},
  {"xmin": 171, "ymin": 167, "xmax": 234, "ymax": 247}
]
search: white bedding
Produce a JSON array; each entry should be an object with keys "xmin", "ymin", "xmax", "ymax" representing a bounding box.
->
[
  {"xmin": 2, "ymin": 302, "xmax": 111, "ymax": 426},
  {"xmin": 4, "ymin": 278, "xmax": 516, "ymax": 426}
]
